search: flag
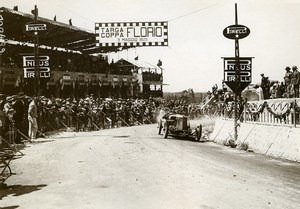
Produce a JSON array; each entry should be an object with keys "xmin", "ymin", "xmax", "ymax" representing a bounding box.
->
[
  {"xmin": 134, "ymin": 56, "xmax": 138, "ymax": 60},
  {"xmin": 157, "ymin": 59, "xmax": 162, "ymax": 67}
]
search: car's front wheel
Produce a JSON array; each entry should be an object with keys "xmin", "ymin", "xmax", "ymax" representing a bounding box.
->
[
  {"xmin": 158, "ymin": 121, "xmax": 163, "ymax": 135},
  {"xmin": 163, "ymin": 124, "xmax": 169, "ymax": 139},
  {"xmin": 195, "ymin": 124, "xmax": 202, "ymax": 141}
]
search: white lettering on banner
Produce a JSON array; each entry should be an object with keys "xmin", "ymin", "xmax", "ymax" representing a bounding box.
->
[
  {"xmin": 224, "ymin": 59, "xmax": 251, "ymax": 71},
  {"xmin": 23, "ymin": 56, "xmax": 50, "ymax": 67},
  {"xmin": 23, "ymin": 67, "xmax": 50, "ymax": 78},
  {"xmin": 23, "ymin": 56, "xmax": 51, "ymax": 78},
  {"xmin": 23, "ymin": 69, "xmax": 35, "ymax": 78},
  {"xmin": 126, "ymin": 27, "xmax": 163, "ymax": 38},
  {"xmin": 100, "ymin": 27, "xmax": 125, "ymax": 38},
  {"xmin": 121, "ymin": 38, "xmax": 138, "ymax": 42},
  {"xmin": 96, "ymin": 21, "xmax": 168, "ymax": 47},
  {"xmin": 25, "ymin": 24, "xmax": 47, "ymax": 31},
  {"xmin": 226, "ymin": 26, "xmax": 248, "ymax": 34},
  {"xmin": 0, "ymin": 13, "xmax": 6, "ymax": 54},
  {"xmin": 223, "ymin": 58, "xmax": 252, "ymax": 83}
]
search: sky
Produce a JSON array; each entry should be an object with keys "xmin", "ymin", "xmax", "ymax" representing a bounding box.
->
[{"xmin": 2, "ymin": 0, "xmax": 300, "ymax": 92}]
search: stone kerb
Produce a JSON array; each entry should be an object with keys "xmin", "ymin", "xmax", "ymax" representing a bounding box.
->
[{"xmin": 210, "ymin": 118, "xmax": 300, "ymax": 162}]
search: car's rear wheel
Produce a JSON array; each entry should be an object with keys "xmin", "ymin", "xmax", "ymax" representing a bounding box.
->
[{"xmin": 195, "ymin": 124, "xmax": 202, "ymax": 141}]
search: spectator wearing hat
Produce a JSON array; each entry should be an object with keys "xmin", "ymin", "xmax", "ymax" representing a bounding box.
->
[
  {"xmin": 28, "ymin": 97, "xmax": 38, "ymax": 139},
  {"xmin": 260, "ymin": 73, "xmax": 270, "ymax": 99},
  {"xmin": 4, "ymin": 96, "xmax": 13, "ymax": 114},
  {"xmin": 284, "ymin": 66, "xmax": 292, "ymax": 97},
  {"xmin": 291, "ymin": 66, "xmax": 300, "ymax": 97}
]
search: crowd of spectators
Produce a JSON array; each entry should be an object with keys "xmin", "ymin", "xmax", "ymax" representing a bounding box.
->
[
  {"xmin": 0, "ymin": 93, "xmax": 202, "ymax": 145},
  {"xmin": 258, "ymin": 65, "xmax": 300, "ymax": 99},
  {"xmin": 142, "ymin": 71, "xmax": 162, "ymax": 82}
]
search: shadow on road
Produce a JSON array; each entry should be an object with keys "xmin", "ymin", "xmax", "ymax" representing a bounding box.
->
[
  {"xmin": 0, "ymin": 205, "xmax": 19, "ymax": 209},
  {"xmin": 0, "ymin": 183, "xmax": 47, "ymax": 201}
]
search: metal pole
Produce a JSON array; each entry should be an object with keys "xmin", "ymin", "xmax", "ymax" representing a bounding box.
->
[
  {"xmin": 37, "ymin": 30, "xmax": 40, "ymax": 96},
  {"xmin": 234, "ymin": 3, "xmax": 241, "ymax": 141},
  {"xmin": 33, "ymin": 5, "xmax": 40, "ymax": 96}
]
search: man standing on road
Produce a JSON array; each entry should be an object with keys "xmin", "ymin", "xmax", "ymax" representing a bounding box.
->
[
  {"xmin": 291, "ymin": 66, "xmax": 300, "ymax": 98},
  {"xmin": 13, "ymin": 92, "xmax": 26, "ymax": 143},
  {"xmin": 28, "ymin": 96, "xmax": 38, "ymax": 139}
]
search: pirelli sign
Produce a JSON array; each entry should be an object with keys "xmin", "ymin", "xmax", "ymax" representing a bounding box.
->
[
  {"xmin": 23, "ymin": 55, "xmax": 50, "ymax": 78},
  {"xmin": 23, "ymin": 22, "xmax": 48, "ymax": 36},
  {"xmin": 95, "ymin": 21, "xmax": 168, "ymax": 47},
  {"xmin": 223, "ymin": 57, "xmax": 253, "ymax": 92}
]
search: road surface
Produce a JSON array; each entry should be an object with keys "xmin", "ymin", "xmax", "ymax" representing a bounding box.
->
[{"xmin": 1, "ymin": 122, "xmax": 300, "ymax": 209}]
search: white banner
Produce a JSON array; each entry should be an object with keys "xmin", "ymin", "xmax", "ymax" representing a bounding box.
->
[{"xmin": 95, "ymin": 21, "xmax": 168, "ymax": 47}]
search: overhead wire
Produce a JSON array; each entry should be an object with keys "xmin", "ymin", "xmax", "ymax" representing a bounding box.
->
[{"xmin": 168, "ymin": 3, "xmax": 219, "ymax": 22}]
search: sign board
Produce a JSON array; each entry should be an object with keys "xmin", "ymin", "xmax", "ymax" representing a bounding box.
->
[
  {"xmin": 223, "ymin": 24, "xmax": 250, "ymax": 40},
  {"xmin": 0, "ymin": 9, "xmax": 6, "ymax": 54},
  {"xmin": 23, "ymin": 22, "xmax": 48, "ymax": 36},
  {"xmin": 223, "ymin": 57, "xmax": 252, "ymax": 92},
  {"xmin": 95, "ymin": 21, "xmax": 168, "ymax": 47},
  {"xmin": 23, "ymin": 55, "xmax": 50, "ymax": 78}
]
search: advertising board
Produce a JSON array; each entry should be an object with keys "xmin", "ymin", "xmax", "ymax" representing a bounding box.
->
[
  {"xmin": 223, "ymin": 24, "xmax": 250, "ymax": 40},
  {"xmin": 23, "ymin": 22, "xmax": 48, "ymax": 36},
  {"xmin": 95, "ymin": 21, "xmax": 168, "ymax": 47},
  {"xmin": 23, "ymin": 55, "xmax": 50, "ymax": 78},
  {"xmin": 223, "ymin": 57, "xmax": 252, "ymax": 92}
]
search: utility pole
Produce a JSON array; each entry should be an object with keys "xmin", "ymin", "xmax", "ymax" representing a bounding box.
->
[
  {"xmin": 33, "ymin": 5, "xmax": 40, "ymax": 96},
  {"xmin": 234, "ymin": 3, "xmax": 241, "ymax": 142},
  {"xmin": 223, "ymin": 3, "xmax": 251, "ymax": 144}
]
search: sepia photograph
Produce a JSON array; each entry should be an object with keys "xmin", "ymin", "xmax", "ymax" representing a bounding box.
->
[{"xmin": 0, "ymin": 0, "xmax": 300, "ymax": 208}]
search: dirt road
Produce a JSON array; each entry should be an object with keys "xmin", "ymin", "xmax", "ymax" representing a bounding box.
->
[{"xmin": 1, "ymin": 123, "xmax": 300, "ymax": 209}]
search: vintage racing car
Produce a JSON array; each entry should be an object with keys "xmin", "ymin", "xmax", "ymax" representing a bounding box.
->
[{"xmin": 158, "ymin": 112, "xmax": 202, "ymax": 141}]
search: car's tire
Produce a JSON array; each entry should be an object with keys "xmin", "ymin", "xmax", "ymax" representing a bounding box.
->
[
  {"xmin": 158, "ymin": 121, "xmax": 163, "ymax": 135},
  {"xmin": 196, "ymin": 124, "xmax": 202, "ymax": 141},
  {"xmin": 163, "ymin": 124, "xmax": 169, "ymax": 139}
]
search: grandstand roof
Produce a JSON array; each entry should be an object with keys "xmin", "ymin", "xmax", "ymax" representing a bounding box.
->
[{"xmin": 1, "ymin": 7, "xmax": 127, "ymax": 54}]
